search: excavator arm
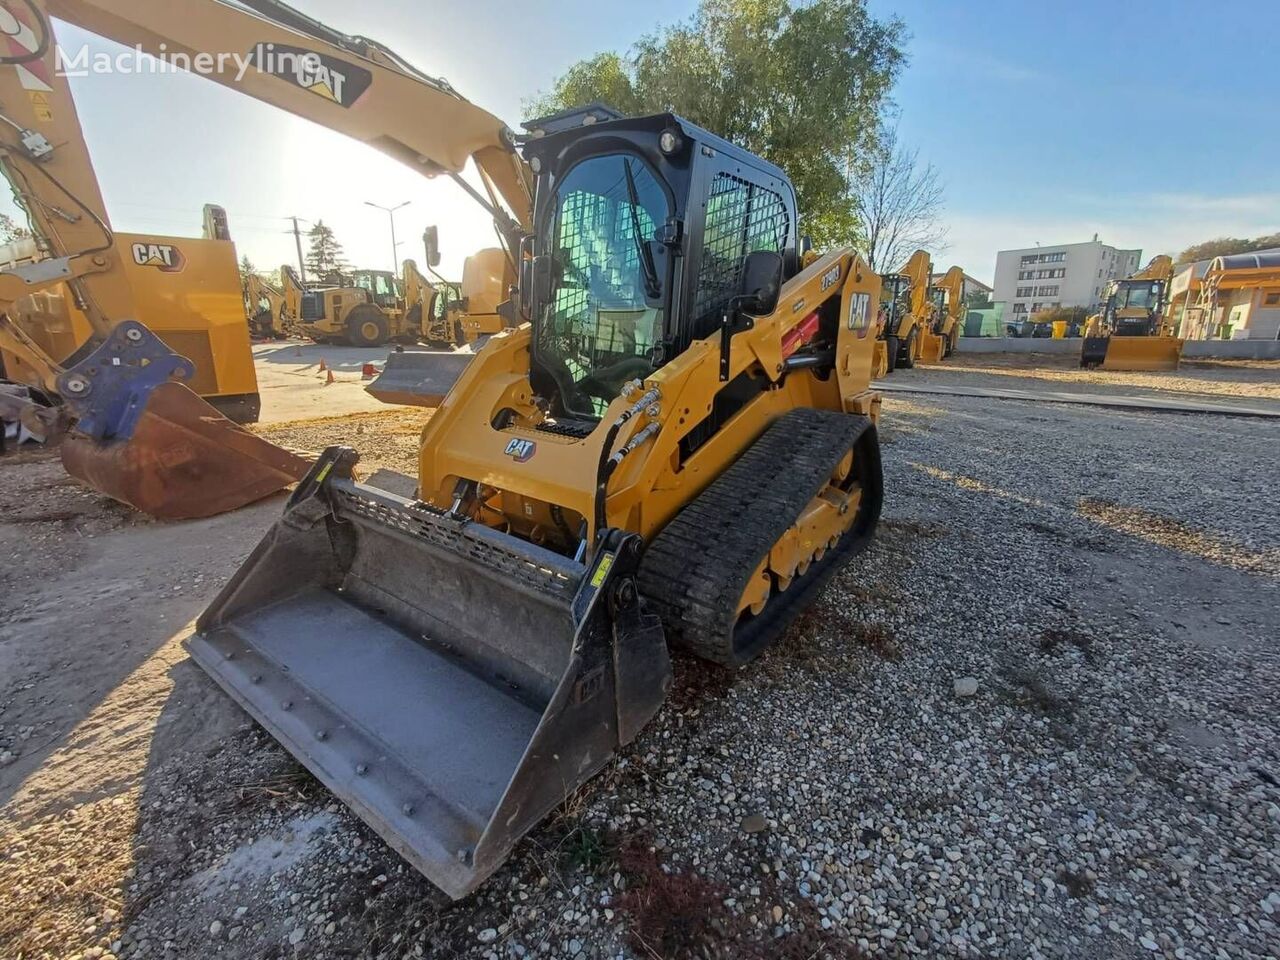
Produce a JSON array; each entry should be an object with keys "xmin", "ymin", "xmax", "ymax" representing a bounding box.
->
[
  {"xmin": 44, "ymin": 0, "xmax": 533, "ymax": 238},
  {"xmin": 0, "ymin": 0, "xmax": 311, "ymax": 517}
]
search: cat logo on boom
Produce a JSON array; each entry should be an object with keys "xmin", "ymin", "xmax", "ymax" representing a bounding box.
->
[
  {"xmin": 246, "ymin": 44, "xmax": 373, "ymax": 108},
  {"xmin": 130, "ymin": 242, "xmax": 186, "ymax": 273}
]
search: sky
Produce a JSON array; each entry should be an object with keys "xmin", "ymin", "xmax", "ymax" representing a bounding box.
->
[{"xmin": 15, "ymin": 0, "xmax": 1280, "ymax": 285}]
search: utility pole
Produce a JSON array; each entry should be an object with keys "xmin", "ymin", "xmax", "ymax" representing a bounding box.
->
[
  {"xmin": 287, "ymin": 216, "xmax": 308, "ymax": 282},
  {"xmin": 364, "ymin": 200, "xmax": 410, "ymax": 273}
]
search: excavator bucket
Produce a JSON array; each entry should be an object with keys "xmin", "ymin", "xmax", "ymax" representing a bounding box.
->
[
  {"xmin": 365, "ymin": 349, "xmax": 477, "ymax": 407},
  {"xmin": 56, "ymin": 322, "xmax": 311, "ymax": 519},
  {"xmin": 187, "ymin": 448, "xmax": 672, "ymax": 899},
  {"xmin": 1081, "ymin": 335, "xmax": 1182, "ymax": 372}
]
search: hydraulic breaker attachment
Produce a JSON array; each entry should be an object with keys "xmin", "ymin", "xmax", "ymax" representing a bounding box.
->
[
  {"xmin": 56, "ymin": 321, "xmax": 311, "ymax": 519},
  {"xmin": 365, "ymin": 349, "xmax": 475, "ymax": 407},
  {"xmin": 187, "ymin": 447, "xmax": 672, "ymax": 898},
  {"xmin": 1081, "ymin": 335, "xmax": 1182, "ymax": 372}
]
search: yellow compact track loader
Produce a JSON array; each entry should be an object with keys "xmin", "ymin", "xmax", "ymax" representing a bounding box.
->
[
  {"xmin": 31, "ymin": 0, "xmax": 883, "ymax": 898},
  {"xmin": 193, "ymin": 110, "xmax": 885, "ymax": 898},
  {"xmin": 877, "ymin": 249, "xmax": 933, "ymax": 373},
  {"xmin": 919, "ymin": 265, "xmax": 964, "ymax": 363},
  {"xmin": 1081, "ymin": 255, "xmax": 1181, "ymax": 371}
]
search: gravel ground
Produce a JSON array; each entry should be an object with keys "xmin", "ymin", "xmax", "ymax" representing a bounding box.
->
[
  {"xmin": 918, "ymin": 355, "xmax": 1280, "ymax": 402},
  {"xmin": 2, "ymin": 363, "xmax": 1278, "ymax": 960}
]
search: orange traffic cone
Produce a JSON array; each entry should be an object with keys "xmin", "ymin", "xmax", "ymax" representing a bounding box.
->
[
  {"xmin": 318, "ymin": 357, "xmax": 327, "ymax": 373},
  {"xmin": 361, "ymin": 362, "xmax": 377, "ymax": 381},
  {"xmin": 324, "ymin": 368, "xmax": 335, "ymax": 386}
]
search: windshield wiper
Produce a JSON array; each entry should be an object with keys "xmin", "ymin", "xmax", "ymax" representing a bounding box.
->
[{"xmin": 623, "ymin": 160, "xmax": 662, "ymax": 301}]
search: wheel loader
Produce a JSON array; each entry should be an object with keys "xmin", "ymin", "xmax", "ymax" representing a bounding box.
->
[
  {"xmin": 35, "ymin": 0, "xmax": 885, "ymax": 899},
  {"xmin": 1081, "ymin": 255, "xmax": 1182, "ymax": 371},
  {"xmin": 295, "ymin": 267, "xmax": 410, "ymax": 346}
]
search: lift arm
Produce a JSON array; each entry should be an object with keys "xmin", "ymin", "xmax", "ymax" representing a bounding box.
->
[{"xmin": 43, "ymin": 0, "xmax": 533, "ymax": 236}]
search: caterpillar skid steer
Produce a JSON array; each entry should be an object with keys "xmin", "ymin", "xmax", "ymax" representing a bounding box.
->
[
  {"xmin": 0, "ymin": 6, "xmax": 310, "ymax": 518},
  {"xmin": 1081, "ymin": 255, "xmax": 1181, "ymax": 371},
  {"xmin": 192, "ymin": 111, "xmax": 885, "ymax": 897}
]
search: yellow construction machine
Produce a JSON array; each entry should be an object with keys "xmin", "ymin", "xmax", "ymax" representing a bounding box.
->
[
  {"xmin": 919, "ymin": 265, "xmax": 965, "ymax": 362},
  {"xmin": 0, "ymin": 10, "xmax": 309, "ymax": 517},
  {"xmin": 292, "ymin": 267, "xmax": 408, "ymax": 346},
  {"xmin": 1081, "ymin": 255, "xmax": 1181, "ymax": 371},
  {"xmin": 876, "ymin": 249, "xmax": 933, "ymax": 372},
  {"xmin": 244, "ymin": 270, "xmax": 288, "ymax": 339},
  {"xmin": 406, "ymin": 227, "xmax": 511, "ymax": 347},
  {"xmin": 367, "ymin": 233, "xmax": 515, "ymax": 403},
  {"xmin": 38, "ymin": 0, "xmax": 886, "ymax": 899}
]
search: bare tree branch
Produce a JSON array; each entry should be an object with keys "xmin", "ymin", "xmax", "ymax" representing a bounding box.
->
[{"xmin": 849, "ymin": 126, "xmax": 947, "ymax": 272}]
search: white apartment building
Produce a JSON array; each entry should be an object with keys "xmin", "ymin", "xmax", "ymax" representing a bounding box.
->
[{"xmin": 992, "ymin": 238, "xmax": 1142, "ymax": 321}]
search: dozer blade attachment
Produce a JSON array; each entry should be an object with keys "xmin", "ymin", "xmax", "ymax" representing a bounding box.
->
[
  {"xmin": 188, "ymin": 448, "xmax": 671, "ymax": 899},
  {"xmin": 56, "ymin": 321, "xmax": 311, "ymax": 520},
  {"xmin": 1098, "ymin": 335, "xmax": 1183, "ymax": 372},
  {"xmin": 365, "ymin": 349, "xmax": 475, "ymax": 407}
]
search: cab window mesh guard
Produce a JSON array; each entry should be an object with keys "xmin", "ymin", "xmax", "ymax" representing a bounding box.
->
[{"xmin": 692, "ymin": 173, "xmax": 789, "ymax": 337}]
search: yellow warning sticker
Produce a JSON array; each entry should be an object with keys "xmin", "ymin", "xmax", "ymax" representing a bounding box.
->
[
  {"xmin": 314, "ymin": 462, "xmax": 333, "ymax": 485},
  {"xmin": 590, "ymin": 552, "xmax": 615, "ymax": 588},
  {"xmin": 27, "ymin": 91, "xmax": 52, "ymax": 122}
]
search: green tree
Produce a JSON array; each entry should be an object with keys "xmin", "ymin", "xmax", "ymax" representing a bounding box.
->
[
  {"xmin": 525, "ymin": 0, "xmax": 906, "ymax": 248},
  {"xmin": 305, "ymin": 220, "xmax": 348, "ymax": 277},
  {"xmin": 0, "ymin": 212, "xmax": 31, "ymax": 244},
  {"xmin": 964, "ymin": 289, "xmax": 993, "ymax": 310},
  {"xmin": 1176, "ymin": 232, "xmax": 1280, "ymax": 264}
]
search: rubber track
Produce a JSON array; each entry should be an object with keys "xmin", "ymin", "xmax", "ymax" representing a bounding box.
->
[{"xmin": 637, "ymin": 408, "xmax": 882, "ymax": 667}]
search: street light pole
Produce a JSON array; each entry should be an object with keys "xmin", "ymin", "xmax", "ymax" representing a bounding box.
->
[{"xmin": 364, "ymin": 200, "xmax": 411, "ymax": 273}]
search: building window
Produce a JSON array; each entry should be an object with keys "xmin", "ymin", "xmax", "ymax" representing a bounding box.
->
[
  {"xmin": 1031, "ymin": 302, "xmax": 1043, "ymax": 312},
  {"xmin": 1018, "ymin": 270, "xmax": 1033, "ymax": 280},
  {"xmin": 1037, "ymin": 285, "xmax": 1059, "ymax": 296},
  {"xmin": 1012, "ymin": 303, "xmax": 1027, "ymax": 314},
  {"xmin": 1020, "ymin": 254, "xmax": 1037, "ymax": 265},
  {"xmin": 1046, "ymin": 252, "xmax": 1065, "ymax": 262},
  {"xmin": 1265, "ymin": 291, "xmax": 1280, "ymax": 306},
  {"xmin": 1016, "ymin": 286, "xmax": 1034, "ymax": 297}
]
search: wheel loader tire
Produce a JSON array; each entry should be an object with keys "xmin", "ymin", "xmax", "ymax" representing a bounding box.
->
[
  {"xmin": 884, "ymin": 336, "xmax": 899, "ymax": 374},
  {"xmin": 900, "ymin": 328, "xmax": 917, "ymax": 369},
  {"xmin": 346, "ymin": 305, "xmax": 390, "ymax": 347},
  {"xmin": 637, "ymin": 408, "xmax": 882, "ymax": 667}
]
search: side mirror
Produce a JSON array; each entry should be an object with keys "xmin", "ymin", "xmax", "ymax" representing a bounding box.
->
[
  {"xmin": 738, "ymin": 250, "xmax": 783, "ymax": 316},
  {"xmin": 423, "ymin": 226, "xmax": 441, "ymax": 268},
  {"xmin": 531, "ymin": 253, "xmax": 555, "ymax": 309}
]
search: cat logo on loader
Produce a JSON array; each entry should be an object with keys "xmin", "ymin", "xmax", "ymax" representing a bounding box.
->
[{"xmin": 130, "ymin": 242, "xmax": 185, "ymax": 273}]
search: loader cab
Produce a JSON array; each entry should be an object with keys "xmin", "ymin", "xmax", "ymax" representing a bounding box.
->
[
  {"xmin": 351, "ymin": 269, "xmax": 400, "ymax": 310},
  {"xmin": 1103, "ymin": 278, "xmax": 1167, "ymax": 336},
  {"xmin": 521, "ymin": 111, "xmax": 798, "ymax": 420}
]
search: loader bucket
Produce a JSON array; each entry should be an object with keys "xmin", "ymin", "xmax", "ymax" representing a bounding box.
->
[
  {"xmin": 365, "ymin": 349, "xmax": 475, "ymax": 407},
  {"xmin": 918, "ymin": 331, "xmax": 945, "ymax": 363},
  {"xmin": 1082, "ymin": 335, "xmax": 1182, "ymax": 372},
  {"xmin": 56, "ymin": 321, "xmax": 311, "ymax": 519},
  {"xmin": 187, "ymin": 448, "xmax": 672, "ymax": 899}
]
